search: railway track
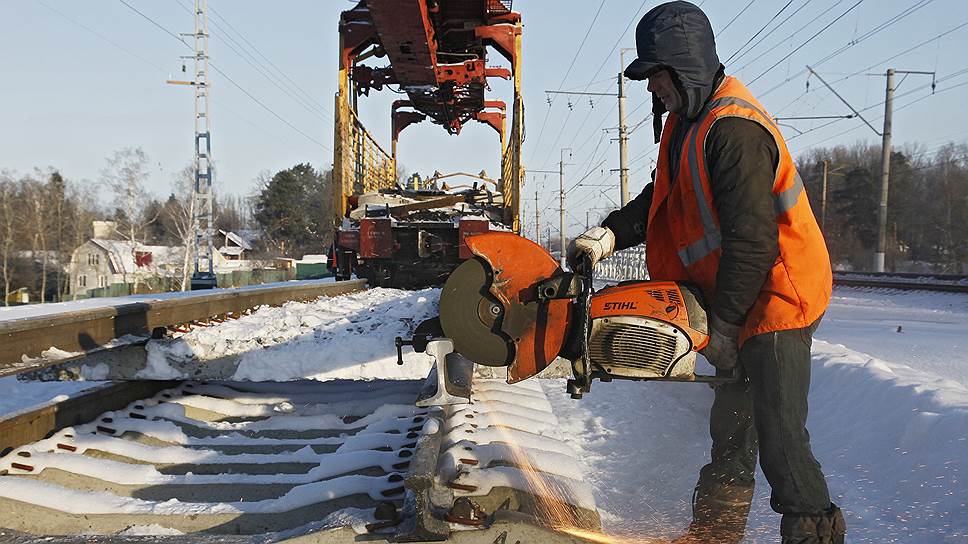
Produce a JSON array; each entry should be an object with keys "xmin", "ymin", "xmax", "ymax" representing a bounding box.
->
[
  {"xmin": 0, "ymin": 280, "xmax": 602, "ymax": 543},
  {"xmin": 0, "ymin": 376, "xmax": 600, "ymax": 543},
  {"xmin": 832, "ymin": 272, "xmax": 968, "ymax": 293}
]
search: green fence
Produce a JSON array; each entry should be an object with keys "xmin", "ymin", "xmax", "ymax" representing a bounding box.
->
[{"xmin": 295, "ymin": 262, "xmax": 331, "ymax": 280}]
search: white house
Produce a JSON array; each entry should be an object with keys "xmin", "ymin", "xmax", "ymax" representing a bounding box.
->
[{"xmin": 68, "ymin": 239, "xmax": 186, "ymax": 297}]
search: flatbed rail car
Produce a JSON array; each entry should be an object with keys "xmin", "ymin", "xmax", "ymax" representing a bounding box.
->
[{"xmin": 330, "ymin": 0, "xmax": 524, "ymax": 288}]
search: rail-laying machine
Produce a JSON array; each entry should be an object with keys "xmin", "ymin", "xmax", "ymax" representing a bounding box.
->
[{"xmin": 331, "ymin": 0, "xmax": 524, "ymax": 289}]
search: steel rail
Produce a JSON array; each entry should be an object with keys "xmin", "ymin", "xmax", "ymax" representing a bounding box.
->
[
  {"xmin": 835, "ymin": 271, "xmax": 967, "ymax": 282},
  {"xmin": 833, "ymin": 275, "xmax": 968, "ymax": 293},
  {"xmin": 0, "ymin": 279, "xmax": 367, "ymax": 377},
  {"xmin": 0, "ymin": 381, "xmax": 177, "ymax": 458}
]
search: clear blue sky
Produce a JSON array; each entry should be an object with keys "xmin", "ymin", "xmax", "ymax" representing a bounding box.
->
[{"xmin": 1, "ymin": 1, "xmax": 965, "ymax": 239}]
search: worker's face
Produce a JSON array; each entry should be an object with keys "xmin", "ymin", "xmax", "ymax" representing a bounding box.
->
[{"xmin": 647, "ymin": 69, "xmax": 681, "ymax": 113}]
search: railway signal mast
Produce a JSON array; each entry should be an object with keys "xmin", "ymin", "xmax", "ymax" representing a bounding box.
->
[{"xmin": 168, "ymin": 0, "xmax": 216, "ymax": 289}]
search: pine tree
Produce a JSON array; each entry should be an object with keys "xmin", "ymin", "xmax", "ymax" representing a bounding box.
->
[{"xmin": 254, "ymin": 163, "xmax": 332, "ymax": 257}]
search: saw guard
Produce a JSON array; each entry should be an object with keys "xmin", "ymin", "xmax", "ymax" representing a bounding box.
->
[{"xmin": 465, "ymin": 232, "xmax": 571, "ymax": 383}]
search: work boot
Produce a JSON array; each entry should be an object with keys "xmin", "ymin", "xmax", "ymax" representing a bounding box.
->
[
  {"xmin": 780, "ymin": 504, "xmax": 846, "ymax": 544},
  {"xmin": 673, "ymin": 481, "xmax": 754, "ymax": 544}
]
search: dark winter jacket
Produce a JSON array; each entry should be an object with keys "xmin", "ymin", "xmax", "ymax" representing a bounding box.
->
[{"xmin": 607, "ymin": 1, "xmax": 780, "ymax": 327}]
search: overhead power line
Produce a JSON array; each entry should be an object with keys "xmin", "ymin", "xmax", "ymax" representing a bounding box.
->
[
  {"xmin": 527, "ymin": 0, "xmax": 607, "ymax": 159},
  {"xmin": 747, "ymin": 0, "xmax": 864, "ymax": 86},
  {"xmin": 724, "ymin": 0, "xmax": 796, "ymax": 64},
  {"xmin": 116, "ymin": 0, "xmax": 328, "ymax": 150},
  {"xmin": 40, "ymin": 0, "xmax": 288, "ymax": 144},
  {"xmin": 719, "ymin": 0, "xmax": 759, "ymax": 36},
  {"xmin": 757, "ymin": 0, "xmax": 937, "ymax": 97},
  {"xmin": 207, "ymin": 3, "xmax": 333, "ymax": 122},
  {"xmin": 827, "ymin": 20, "xmax": 968, "ymax": 86},
  {"xmin": 531, "ymin": 0, "xmax": 650, "ymax": 170},
  {"xmin": 734, "ymin": 0, "xmax": 844, "ymax": 75},
  {"xmin": 175, "ymin": 0, "xmax": 332, "ymax": 124},
  {"xmin": 40, "ymin": 1, "xmax": 167, "ymax": 72},
  {"xmin": 774, "ymin": 18, "xmax": 967, "ymax": 117},
  {"xmin": 789, "ymin": 73, "xmax": 968, "ymax": 152}
]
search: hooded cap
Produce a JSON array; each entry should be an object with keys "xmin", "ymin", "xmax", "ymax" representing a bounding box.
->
[{"xmin": 624, "ymin": 1, "xmax": 723, "ymax": 138}]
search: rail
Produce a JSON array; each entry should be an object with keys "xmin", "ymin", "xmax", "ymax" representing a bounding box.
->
[
  {"xmin": 0, "ymin": 278, "xmax": 367, "ymax": 377},
  {"xmin": 831, "ymin": 274, "xmax": 968, "ymax": 293}
]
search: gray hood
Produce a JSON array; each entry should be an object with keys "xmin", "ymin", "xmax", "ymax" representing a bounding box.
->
[{"xmin": 624, "ymin": 2, "xmax": 723, "ymax": 139}]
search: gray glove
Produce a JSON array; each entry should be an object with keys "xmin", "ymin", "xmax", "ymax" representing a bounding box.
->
[
  {"xmin": 701, "ymin": 314, "xmax": 742, "ymax": 370},
  {"xmin": 567, "ymin": 226, "xmax": 616, "ymax": 270}
]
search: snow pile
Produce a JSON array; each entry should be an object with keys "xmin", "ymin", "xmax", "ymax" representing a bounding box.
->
[
  {"xmin": 0, "ymin": 380, "xmax": 433, "ymax": 522},
  {"xmin": 142, "ymin": 287, "xmax": 440, "ymax": 381}
]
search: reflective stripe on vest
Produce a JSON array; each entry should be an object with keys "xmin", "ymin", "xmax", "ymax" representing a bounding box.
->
[
  {"xmin": 678, "ymin": 121, "xmax": 723, "ymax": 267},
  {"xmin": 674, "ymin": 98, "xmax": 805, "ymax": 268}
]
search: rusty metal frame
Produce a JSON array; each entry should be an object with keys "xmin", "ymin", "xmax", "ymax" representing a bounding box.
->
[
  {"xmin": 335, "ymin": 3, "xmax": 524, "ymax": 232},
  {"xmin": 334, "ymin": 7, "xmax": 396, "ymax": 224}
]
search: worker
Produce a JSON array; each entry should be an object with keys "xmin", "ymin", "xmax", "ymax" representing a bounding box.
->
[{"xmin": 568, "ymin": 2, "xmax": 845, "ymax": 543}]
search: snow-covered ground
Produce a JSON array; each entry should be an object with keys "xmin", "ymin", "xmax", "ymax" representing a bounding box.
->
[
  {"xmin": 1, "ymin": 285, "xmax": 965, "ymax": 542},
  {"xmin": 547, "ymin": 286, "xmax": 968, "ymax": 543},
  {"xmin": 818, "ymin": 287, "xmax": 968, "ymax": 385},
  {"xmin": 146, "ymin": 287, "xmax": 439, "ymax": 381}
]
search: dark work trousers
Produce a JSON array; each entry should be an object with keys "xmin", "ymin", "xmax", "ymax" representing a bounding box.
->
[{"xmin": 697, "ymin": 319, "xmax": 832, "ymax": 516}]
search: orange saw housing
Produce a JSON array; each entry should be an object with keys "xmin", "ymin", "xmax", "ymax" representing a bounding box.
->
[{"xmin": 445, "ymin": 232, "xmax": 712, "ymax": 387}]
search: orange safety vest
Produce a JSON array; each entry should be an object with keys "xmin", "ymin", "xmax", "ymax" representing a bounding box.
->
[{"xmin": 646, "ymin": 76, "xmax": 831, "ymax": 344}]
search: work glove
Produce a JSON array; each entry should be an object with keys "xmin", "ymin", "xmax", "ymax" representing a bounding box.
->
[
  {"xmin": 701, "ymin": 314, "xmax": 742, "ymax": 370},
  {"xmin": 567, "ymin": 226, "xmax": 616, "ymax": 270}
]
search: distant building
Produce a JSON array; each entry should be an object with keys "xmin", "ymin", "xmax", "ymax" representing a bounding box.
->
[
  {"xmin": 68, "ymin": 239, "xmax": 186, "ymax": 297},
  {"xmin": 217, "ymin": 229, "xmax": 254, "ymax": 260}
]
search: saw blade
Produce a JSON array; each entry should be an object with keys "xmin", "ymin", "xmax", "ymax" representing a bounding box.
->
[{"xmin": 439, "ymin": 257, "xmax": 512, "ymax": 367}]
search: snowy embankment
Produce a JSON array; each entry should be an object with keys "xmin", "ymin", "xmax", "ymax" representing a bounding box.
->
[
  {"xmin": 547, "ymin": 287, "xmax": 968, "ymax": 543},
  {"xmin": 139, "ymin": 287, "xmax": 440, "ymax": 381}
]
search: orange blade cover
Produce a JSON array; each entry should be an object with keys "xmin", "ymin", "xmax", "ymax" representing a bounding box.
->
[{"xmin": 465, "ymin": 232, "xmax": 571, "ymax": 383}]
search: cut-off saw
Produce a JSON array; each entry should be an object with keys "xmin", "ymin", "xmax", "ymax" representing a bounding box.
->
[{"xmin": 395, "ymin": 232, "xmax": 733, "ymax": 402}]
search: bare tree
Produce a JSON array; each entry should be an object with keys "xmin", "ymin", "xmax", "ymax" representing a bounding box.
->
[
  {"xmin": 67, "ymin": 182, "xmax": 100, "ymax": 300},
  {"xmin": 167, "ymin": 166, "xmax": 196, "ymax": 291},
  {"xmin": 0, "ymin": 173, "xmax": 16, "ymax": 305},
  {"xmin": 100, "ymin": 148, "xmax": 158, "ymax": 291},
  {"xmin": 22, "ymin": 175, "xmax": 49, "ymax": 302}
]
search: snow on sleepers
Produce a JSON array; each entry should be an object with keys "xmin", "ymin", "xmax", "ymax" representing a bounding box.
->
[
  {"xmin": 438, "ymin": 378, "xmax": 602, "ymax": 532},
  {"xmin": 0, "ymin": 379, "xmax": 431, "ymax": 537}
]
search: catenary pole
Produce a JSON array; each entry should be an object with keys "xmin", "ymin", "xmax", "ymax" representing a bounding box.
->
[
  {"xmin": 806, "ymin": 66, "xmax": 933, "ymax": 272},
  {"xmin": 535, "ymin": 188, "xmax": 540, "ymax": 243},
  {"xmin": 618, "ymin": 72, "xmax": 630, "ymax": 206},
  {"xmin": 168, "ymin": 0, "xmax": 216, "ymax": 289},
  {"xmin": 559, "ymin": 150, "xmax": 566, "ymax": 269},
  {"xmin": 821, "ymin": 160, "xmax": 828, "ymax": 234},
  {"xmin": 619, "ymin": 48, "xmax": 635, "ymax": 206},
  {"xmin": 874, "ymin": 69, "xmax": 894, "ymax": 273}
]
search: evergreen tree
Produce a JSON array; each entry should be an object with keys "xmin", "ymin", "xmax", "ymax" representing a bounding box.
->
[{"xmin": 254, "ymin": 163, "xmax": 333, "ymax": 257}]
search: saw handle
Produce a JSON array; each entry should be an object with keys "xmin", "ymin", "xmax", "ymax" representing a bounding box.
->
[
  {"xmin": 574, "ymin": 254, "xmax": 594, "ymax": 282},
  {"xmin": 394, "ymin": 334, "xmax": 433, "ymax": 365}
]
